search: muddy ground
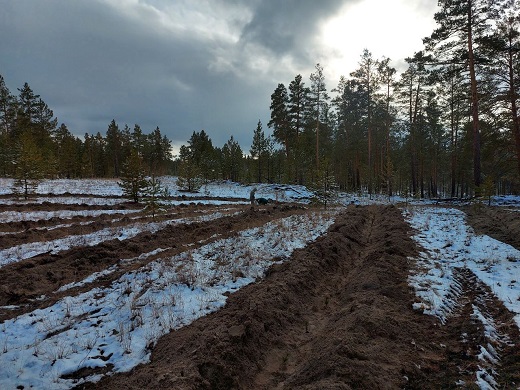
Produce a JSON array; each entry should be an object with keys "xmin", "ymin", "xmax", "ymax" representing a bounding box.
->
[{"xmin": 2, "ymin": 202, "xmax": 520, "ymax": 389}]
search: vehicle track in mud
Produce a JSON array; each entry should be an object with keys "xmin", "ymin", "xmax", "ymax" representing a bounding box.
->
[
  {"xmin": 407, "ymin": 204, "xmax": 520, "ymax": 388},
  {"xmin": 436, "ymin": 267, "xmax": 520, "ymax": 388},
  {"xmin": 0, "ymin": 204, "xmax": 307, "ymax": 322}
]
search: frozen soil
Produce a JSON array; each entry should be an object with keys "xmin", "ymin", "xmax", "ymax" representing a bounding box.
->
[{"xmin": 73, "ymin": 204, "xmax": 520, "ymax": 390}]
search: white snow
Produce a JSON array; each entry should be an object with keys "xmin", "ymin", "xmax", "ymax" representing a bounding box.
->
[
  {"xmin": 0, "ymin": 177, "xmax": 315, "ymax": 204},
  {"xmin": 0, "ymin": 210, "xmax": 338, "ymax": 389},
  {"xmin": 405, "ymin": 205, "xmax": 520, "ymax": 389},
  {"xmin": 405, "ymin": 206, "xmax": 520, "ymax": 326}
]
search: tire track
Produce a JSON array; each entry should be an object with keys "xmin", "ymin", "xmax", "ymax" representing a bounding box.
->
[{"xmin": 438, "ymin": 267, "xmax": 520, "ymax": 389}]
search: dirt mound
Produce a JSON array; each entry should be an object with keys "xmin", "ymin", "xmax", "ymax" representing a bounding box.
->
[
  {"xmin": 77, "ymin": 205, "xmax": 450, "ymax": 389},
  {"xmin": 464, "ymin": 205, "xmax": 520, "ymax": 251}
]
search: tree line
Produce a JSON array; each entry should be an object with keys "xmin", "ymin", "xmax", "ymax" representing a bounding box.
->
[
  {"xmin": 0, "ymin": 76, "xmax": 173, "ymax": 196},
  {"xmin": 176, "ymin": 0, "xmax": 520, "ymax": 197},
  {"xmin": 2, "ymin": 0, "xmax": 520, "ymax": 199},
  {"xmin": 264, "ymin": 0, "xmax": 520, "ymax": 197}
]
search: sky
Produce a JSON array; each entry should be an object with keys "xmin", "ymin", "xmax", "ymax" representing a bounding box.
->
[{"xmin": 0, "ymin": 0, "xmax": 439, "ymax": 155}]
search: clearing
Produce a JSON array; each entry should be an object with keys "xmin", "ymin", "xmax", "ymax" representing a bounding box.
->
[{"xmin": 0, "ymin": 178, "xmax": 519, "ymax": 389}]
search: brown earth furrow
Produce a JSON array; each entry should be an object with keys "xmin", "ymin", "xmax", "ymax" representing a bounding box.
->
[
  {"xmin": 0, "ymin": 204, "xmax": 243, "ymax": 247},
  {"xmin": 464, "ymin": 205, "xmax": 520, "ymax": 251},
  {"xmin": 0, "ymin": 205, "xmax": 305, "ymax": 322},
  {"xmin": 0, "ymin": 200, "xmax": 138, "ymax": 213},
  {"xmin": 76, "ymin": 205, "xmax": 449, "ymax": 390}
]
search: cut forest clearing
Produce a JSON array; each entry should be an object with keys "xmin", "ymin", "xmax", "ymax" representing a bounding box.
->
[{"xmin": 0, "ymin": 179, "xmax": 520, "ymax": 389}]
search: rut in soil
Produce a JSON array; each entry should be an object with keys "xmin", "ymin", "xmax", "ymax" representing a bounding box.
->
[
  {"xmin": 435, "ymin": 267, "xmax": 520, "ymax": 388},
  {"xmin": 79, "ymin": 205, "xmax": 446, "ymax": 390}
]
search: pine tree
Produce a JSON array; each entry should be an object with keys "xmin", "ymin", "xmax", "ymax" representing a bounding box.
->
[
  {"xmin": 268, "ymin": 83, "xmax": 290, "ymax": 157},
  {"xmin": 309, "ymin": 63, "xmax": 329, "ymax": 170},
  {"xmin": 331, "ymin": 76, "xmax": 366, "ymax": 190},
  {"xmin": 143, "ymin": 175, "xmax": 169, "ymax": 219},
  {"xmin": 146, "ymin": 127, "xmax": 169, "ymax": 175},
  {"xmin": 310, "ymin": 163, "xmax": 339, "ymax": 209},
  {"xmin": 176, "ymin": 145, "xmax": 203, "ymax": 192},
  {"xmin": 350, "ymin": 49, "xmax": 380, "ymax": 195},
  {"xmin": 288, "ymin": 74, "xmax": 310, "ymax": 183},
  {"xmin": 106, "ymin": 119, "xmax": 122, "ymax": 177},
  {"xmin": 15, "ymin": 83, "xmax": 57, "ymax": 174},
  {"xmin": 396, "ymin": 53, "xmax": 431, "ymax": 197},
  {"xmin": 34, "ymin": 98, "xmax": 57, "ymax": 140},
  {"xmin": 378, "ymin": 57, "xmax": 397, "ymax": 196},
  {"xmin": 0, "ymin": 75, "xmax": 16, "ymax": 175},
  {"xmin": 12, "ymin": 132, "xmax": 45, "ymax": 199},
  {"xmin": 481, "ymin": 2, "xmax": 520, "ymax": 181},
  {"xmin": 131, "ymin": 124, "xmax": 145, "ymax": 156},
  {"xmin": 250, "ymin": 120, "xmax": 267, "ymax": 183},
  {"xmin": 17, "ymin": 83, "xmax": 40, "ymax": 125},
  {"xmin": 118, "ymin": 149, "xmax": 148, "ymax": 203},
  {"xmin": 54, "ymin": 123, "xmax": 81, "ymax": 178},
  {"xmin": 424, "ymin": 0, "xmax": 497, "ymax": 188},
  {"xmin": 186, "ymin": 130, "xmax": 216, "ymax": 182},
  {"xmin": 430, "ymin": 63, "xmax": 468, "ymax": 197},
  {"xmin": 221, "ymin": 135, "xmax": 243, "ymax": 182},
  {"xmin": 0, "ymin": 75, "xmax": 16, "ymax": 137},
  {"xmin": 93, "ymin": 132, "xmax": 107, "ymax": 177}
]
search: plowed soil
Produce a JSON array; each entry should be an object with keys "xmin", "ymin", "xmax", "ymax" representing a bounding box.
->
[
  {"xmin": 465, "ymin": 205, "xmax": 520, "ymax": 250},
  {"xmin": 3, "ymin": 202, "xmax": 520, "ymax": 389},
  {"xmin": 0, "ymin": 204, "xmax": 307, "ymax": 322},
  {"xmin": 73, "ymin": 204, "xmax": 519, "ymax": 390}
]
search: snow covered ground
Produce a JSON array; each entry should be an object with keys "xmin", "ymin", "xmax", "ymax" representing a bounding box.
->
[
  {"xmin": 405, "ymin": 205, "xmax": 520, "ymax": 389},
  {"xmin": 0, "ymin": 210, "xmax": 338, "ymax": 389},
  {"xmin": 0, "ymin": 177, "xmax": 315, "ymax": 204},
  {"xmin": 405, "ymin": 206, "xmax": 520, "ymax": 327},
  {"xmin": 1, "ymin": 177, "xmax": 519, "ymax": 207},
  {"xmin": 0, "ymin": 210, "xmax": 240, "ymax": 267}
]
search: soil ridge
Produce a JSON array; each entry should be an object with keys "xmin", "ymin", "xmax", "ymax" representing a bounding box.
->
[{"xmin": 77, "ymin": 205, "xmax": 446, "ymax": 389}]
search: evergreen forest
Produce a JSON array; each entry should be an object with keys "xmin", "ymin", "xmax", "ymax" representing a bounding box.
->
[{"xmin": 1, "ymin": 0, "xmax": 520, "ymax": 198}]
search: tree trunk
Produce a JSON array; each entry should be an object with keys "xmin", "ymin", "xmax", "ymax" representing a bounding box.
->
[
  {"xmin": 410, "ymin": 82, "xmax": 421, "ymax": 196},
  {"xmin": 507, "ymin": 35, "xmax": 520, "ymax": 179},
  {"xmin": 367, "ymin": 74, "xmax": 372, "ymax": 196},
  {"xmin": 257, "ymin": 157, "xmax": 261, "ymax": 183},
  {"xmin": 468, "ymin": 1, "xmax": 481, "ymax": 188},
  {"xmin": 386, "ymin": 77, "xmax": 392, "ymax": 196},
  {"xmin": 316, "ymin": 120, "xmax": 320, "ymax": 171}
]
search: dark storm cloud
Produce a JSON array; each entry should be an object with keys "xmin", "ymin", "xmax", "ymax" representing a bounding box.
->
[
  {"xmin": 240, "ymin": 0, "xmax": 355, "ymax": 60},
  {"xmin": 0, "ymin": 0, "xmax": 353, "ymax": 150}
]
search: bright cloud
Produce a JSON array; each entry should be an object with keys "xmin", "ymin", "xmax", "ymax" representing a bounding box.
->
[{"xmin": 320, "ymin": 0, "xmax": 439, "ymax": 80}]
